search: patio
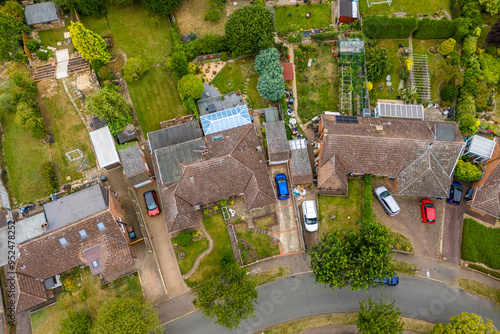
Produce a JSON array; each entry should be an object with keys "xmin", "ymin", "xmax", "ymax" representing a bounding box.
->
[{"xmin": 197, "ymin": 60, "xmax": 226, "ymax": 83}]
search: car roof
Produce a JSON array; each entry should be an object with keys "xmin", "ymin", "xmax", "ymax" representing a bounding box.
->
[{"xmin": 302, "ymin": 201, "xmax": 317, "ymax": 217}]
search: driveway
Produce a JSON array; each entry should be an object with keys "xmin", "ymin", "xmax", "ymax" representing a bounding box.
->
[
  {"xmin": 297, "ymin": 185, "xmax": 320, "ymax": 252},
  {"xmin": 441, "ymin": 201, "xmax": 466, "ymax": 265}
]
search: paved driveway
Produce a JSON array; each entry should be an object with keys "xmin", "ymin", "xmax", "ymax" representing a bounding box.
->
[
  {"xmin": 441, "ymin": 201, "xmax": 466, "ymax": 265},
  {"xmin": 297, "ymin": 186, "xmax": 320, "ymax": 252}
]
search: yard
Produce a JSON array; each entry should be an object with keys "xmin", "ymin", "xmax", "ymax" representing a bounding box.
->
[
  {"xmin": 372, "ymin": 39, "xmax": 409, "ymax": 100},
  {"xmin": 128, "ymin": 67, "xmax": 185, "ymax": 134},
  {"xmin": 185, "ymin": 214, "xmax": 233, "ymax": 287},
  {"xmin": 461, "ymin": 218, "xmax": 500, "ymax": 270},
  {"xmin": 38, "ymin": 20, "xmax": 72, "ymax": 50},
  {"xmin": 173, "ymin": 0, "xmax": 226, "ymax": 37},
  {"xmin": 412, "ymin": 39, "xmax": 446, "ymax": 101},
  {"xmin": 359, "ymin": 0, "xmax": 450, "ymax": 17},
  {"xmin": 275, "ymin": 3, "xmax": 332, "ymax": 32},
  {"xmin": 176, "ymin": 238, "xmax": 210, "ymax": 275},
  {"xmin": 30, "ymin": 268, "xmax": 142, "ymax": 334},
  {"xmin": 235, "ymin": 224, "xmax": 280, "ymax": 264},
  {"xmin": 296, "ymin": 46, "xmax": 338, "ymax": 121},
  {"xmin": 211, "ymin": 58, "xmax": 271, "ymax": 109}
]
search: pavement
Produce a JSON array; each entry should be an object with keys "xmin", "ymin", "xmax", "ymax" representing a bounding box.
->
[
  {"xmin": 163, "ymin": 273, "xmax": 500, "ymax": 334},
  {"xmin": 300, "ymin": 326, "xmax": 420, "ymax": 334}
]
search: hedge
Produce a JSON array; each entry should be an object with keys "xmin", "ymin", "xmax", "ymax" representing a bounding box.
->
[
  {"xmin": 363, "ymin": 174, "xmax": 373, "ymax": 223},
  {"xmin": 414, "ymin": 18, "xmax": 455, "ymax": 39},
  {"xmin": 363, "ymin": 17, "xmax": 418, "ymax": 39},
  {"xmin": 311, "ymin": 31, "xmax": 339, "ymax": 43},
  {"xmin": 184, "ymin": 34, "xmax": 228, "ymax": 60},
  {"xmin": 461, "ymin": 218, "xmax": 500, "ymax": 269}
]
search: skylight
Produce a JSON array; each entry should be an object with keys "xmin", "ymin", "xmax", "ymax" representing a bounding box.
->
[
  {"xmin": 78, "ymin": 229, "xmax": 88, "ymax": 239},
  {"xmin": 97, "ymin": 222, "xmax": 106, "ymax": 231},
  {"xmin": 59, "ymin": 238, "xmax": 69, "ymax": 247},
  {"xmin": 92, "ymin": 260, "xmax": 99, "ymax": 268}
]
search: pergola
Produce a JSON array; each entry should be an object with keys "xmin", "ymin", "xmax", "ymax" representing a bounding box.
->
[{"xmin": 410, "ymin": 54, "xmax": 431, "ymax": 103}]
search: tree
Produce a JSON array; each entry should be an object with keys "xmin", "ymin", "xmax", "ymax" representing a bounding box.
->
[
  {"xmin": 438, "ymin": 38, "xmax": 456, "ymax": 56},
  {"xmin": 357, "ymin": 297, "xmax": 404, "ymax": 334},
  {"xmin": 440, "ymin": 85, "xmax": 458, "ymax": 102},
  {"xmin": 257, "ymin": 71, "xmax": 285, "ymax": 101},
  {"xmin": 165, "ymin": 48, "xmax": 188, "ymax": 79},
  {"xmin": 77, "ymin": 0, "xmax": 107, "ymax": 18},
  {"xmin": 479, "ymin": 0, "xmax": 500, "ymax": 14},
  {"xmin": 225, "ymin": 5, "xmax": 275, "ymax": 55},
  {"xmin": 59, "ymin": 310, "xmax": 91, "ymax": 334},
  {"xmin": 92, "ymin": 298, "xmax": 162, "ymax": 334},
  {"xmin": 68, "ymin": 22, "xmax": 111, "ymax": 67},
  {"xmin": 486, "ymin": 19, "xmax": 500, "ymax": 45},
  {"xmin": 437, "ymin": 61, "xmax": 463, "ymax": 87},
  {"xmin": 177, "ymin": 74, "xmax": 204, "ymax": 100},
  {"xmin": 254, "ymin": 48, "xmax": 280, "ymax": 75},
  {"xmin": 15, "ymin": 102, "xmax": 46, "ymax": 138},
  {"xmin": 454, "ymin": 160, "xmax": 483, "ymax": 182},
  {"xmin": 140, "ymin": 0, "xmax": 185, "ymax": 15},
  {"xmin": 479, "ymin": 53, "xmax": 500, "ymax": 85},
  {"xmin": 463, "ymin": 35, "xmax": 478, "ymax": 55},
  {"xmin": 0, "ymin": 1, "xmax": 26, "ymax": 61},
  {"xmin": 193, "ymin": 263, "xmax": 258, "ymax": 330},
  {"xmin": 123, "ymin": 57, "xmax": 148, "ymax": 82},
  {"xmin": 366, "ymin": 46, "xmax": 390, "ymax": 81},
  {"xmin": 86, "ymin": 86, "xmax": 132, "ymax": 135},
  {"xmin": 310, "ymin": 219, "xmax": 394, "ymax": 292},
  {"xmin": 456, "ymin": 94, "xmax": 478, "ymax": 134},
  {"xmin": 431, "ymin": 312, "xmax": 499, "ymax": 333}
]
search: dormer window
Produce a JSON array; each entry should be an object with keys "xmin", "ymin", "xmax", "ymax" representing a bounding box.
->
[
  {"xmin": 92, "ymin": 260, "xmax": 99, "ymax": 268},
  {"xmin": 97, "ymin": 222, "xmax": 106, "ymax": 232},
  {"xmin": 78, "ymin": 230, "xmax": 88, "ymax": 239},
  {"xmin": 59, "ymin": 238, "xmax": 69, "ymax": 247}
]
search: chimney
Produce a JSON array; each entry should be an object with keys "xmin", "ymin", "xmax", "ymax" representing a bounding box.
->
[
  {"xmin": 375, "ymin": 125, "xmax": 383, "ymax": 132},
  {"xmin": 41, "ymin": 222, "xmax": 49, "ymax": 229},
  {"xmin": 202, "ymin": 150, "xmax": 209, "ymax": 158}
]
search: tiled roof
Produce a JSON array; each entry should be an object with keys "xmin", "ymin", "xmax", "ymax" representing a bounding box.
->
[
  {"xmin": 266, "ymin": 121, "xmax": 290, "ymax": 162},
  {"xmin": 282, "ymin": 63, "xmax": 294, "ymax": 81},
  {"xmin": 14, "ymin": 273, "xmax": 47, "ymax": 313},
  {"xmin": 289, "ymin": 139, "xmax": 313, "ymax": 185},
  {"xmin": 317, "ymin": 156, "xmax": 348, "ymax": 191},
  {"xmin": 119, "ymin": 144, "xmax": 146, "ymax": 179},
  {"xmin": 472, "ymin": 160, "xmax": 500, "ymax": 218},
  {"xmin": 148, "ymin": 121, "xmax": 202, "ymax": 153},
  {"xmin": 100, "ymin": 236, "xmax": 134, "ymax": 278}
]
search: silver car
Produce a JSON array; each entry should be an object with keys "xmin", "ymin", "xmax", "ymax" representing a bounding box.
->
[{"xmin": 373, "ymin": 186, "xmax": 400, "ymax": 216}]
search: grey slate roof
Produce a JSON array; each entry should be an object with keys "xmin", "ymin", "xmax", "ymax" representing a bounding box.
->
[
  {"xmin": 156, "ymin": 138, "xmax": 205, "ymax": 185},
  {"xmin": 264, "ymin": 107, "xmax": 280, "ymax": 123},
  {"xmin": 289, "ymin": 140, "xmax": 313, "ymax": 185},
  {"xmin": 25, "ymin": 2, "xmax": 59, "ymax": 25},
  {"xmin": 148, "ymin": 121, "xmax": 203, "ymax": 153},
  {"xmin": 43, "ymin": 184, "xmax": 108, "ymax": 233},
  {"xmin": 119, "ymin": 144, "xmax": 146, "ymax": 179},
  {"xmin": 266, "ymin": 121, "xmax": 290, "ymax": 162},
  {"xmin": 472, "ymin": 158, "xmax": 500, "ymax": 218}
]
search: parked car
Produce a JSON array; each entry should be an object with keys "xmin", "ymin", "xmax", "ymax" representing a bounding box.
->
[
  {"xmin": 447, "ymin": 182, "xmax": 463, "ymax": 205},
  {"xmin": 275, "ymin": 174, "xmax": 290, "ymax": 200},
  {"xmin": 420, "ymin": 199, "xmax": 436, "ymax": 223},
  {"xmin": 374, "ymin": 275, "xmax": 399, "ymax": 286},
  {"xmin": 301, "ymin": 200, "xmax": 318, "ymax": 232},
  {"xmin": 373, "ymin": 186, "xmax": 400, "ymax": 216},
  {"xmin": 143, "ymin": 190, "xmax": 160, "ymax": 216}
]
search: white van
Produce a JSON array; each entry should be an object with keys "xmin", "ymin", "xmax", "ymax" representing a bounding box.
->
[{"xmin": 302, "ymin": 200, "xmax": 318, "ymax": 232}]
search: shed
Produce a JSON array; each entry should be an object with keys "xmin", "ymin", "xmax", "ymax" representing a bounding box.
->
[
  {"xmin": 282, "ymin": 63, "xmax": 294, "ymax": 82},
  {"xmin": 374, "ymin": 103, "xmax": 425, "ymax": 120},
  {"xmin": 116, "ymin": 124, "xmax": 138, "ymax": 145},
  {"xmin": 266, "ymin": 121, "xmax": 290, "ymax": 165},
  {"xmin": 25, "ymin": 2, "xmax": 62, "ymax": 26},
  {"xmin": 90, "ymin": 116, "xmax": 106, "ymax": 130},
  {"xmin": 118, "ymin": 143, "xmax": 152, "ymax": 188},
  {"xmin": 466, "ymin": 135, "xmax": 496, "ymax": 163},
  {"xmin": 337, "ymin": 0, "xmax": 358, "ymax": 24},
  {"xmin": 289, "ymin": 139, "xmax": 313, "ymax": 185},
  {"xmin": 89, "ymin": 126, "xmax": 121, "ymax": 170},
  {"xmin": 264, "ymin": 107, "xmax": 280, "ymax": 123}
]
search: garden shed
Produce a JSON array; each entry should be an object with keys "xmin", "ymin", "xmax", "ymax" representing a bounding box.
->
[
  {"xmin": 337, "ymin": 0, "xmax": 358, "ymax": 24},
  {"xmin": 288, "ymin": 139, "xmax": 313, "ymax": 186},
  {"xmin": 282, "ymin": 63, "xmax": 294, "ymax": 82},
  {"xmin": 89, "ymin": 126, "xmax": 121, "ymax": 170},
  {"xmin": 266, "ymin": 121, "xmax": 290, "ymax": 165},
  {"xmin": 264, "ymin": 107, "xmax": 280, "ymax": 123},
  {"xmin": 24, "ymin": 2, "xmax": 63, "ymax": 28},
  {"xmin": 118, "ymin": 143, "xmax": 152, "ymax": 188},
  {"xmin": 465, "ymin": 135, "xmax": 496, "ymax": 163}
]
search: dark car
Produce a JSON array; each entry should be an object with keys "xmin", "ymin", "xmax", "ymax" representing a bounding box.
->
[
  {"xmin": 447, "ymin": 182, "xmax": 463, "ymax": 205},
  {"xmin": 143, "ymin": 190, "xmax": 160, "ymax": 217},
  {"xmin": 420, "ymin": 199, "xmax": 436, "ymax": 223},
  {"xmin": 275, "ymin": 173, "xmax": 290, "ymax": 200},
  {"xmin": 374, "ymin": 275, "xmax": 399, "ymax": 286}
]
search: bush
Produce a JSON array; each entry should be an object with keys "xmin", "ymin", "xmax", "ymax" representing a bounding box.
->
[
  {"xmin": 454, "ymin": 160, "xmax": 482, "ymax": 182},
  {"xmin": 122, "ymin": 57, "xmax": 148, "ymax": 82},
  {"xmin": 287, "ymin": 31, "xmax": 302, "ymax": 43},
  {"xmin": 204, "ymin": 8, "xmax": 221, "ymax": 21},
  {"xmin": 440, "ymin": 85, "xmax": 458, "ymax": 102},
  {"xmin": 97, "ymin": 66, "xmax": 112, "ymax": 83},
  {"xmin": 311, "ymin": 31, "xmax": 339, "ymax": 43},
  {"xmin": 173, "ymin": 231, "xmax": 193, "ymax": 246},
  {"xmin": 220, "ymin": 52, "xmax": 228, "ymax": 61},
  {"xmin": 26, "ymin": 39, "xmax": 40, "ymax": 53},
  {"xmin": 36, "ymin": 50, "xmax": 49, "ymax": 61},
  {"xmin": 184, "ymin": 34, "xmax": 228, "ymax": 60},
  {"xmin": 437, "ymin": 38, "xmax": 456, "ymax": 55},
  {"xmin": 461, "ymin": 218, "xmax": 500, "ymax": 269},
  {"xmin": 59, "ymin": 310, "xmax": 91, "ymax": 334},
  {"xmin": 363, "ymin": 175, "xmax": 373, "ymax": 223},
  {"xmin": 363, "ymin": 17, "xmax": 418, "ymax": 39},
  {"xmin": 231, "ymin": 51, "xmax": 237, "ymax": 59},
  {"xmin": 414, "ymin": 18, "xmax": 455, "ymax": 39},
  {"xmin": 41, "ymin": 162, "xmax": 58, "ymax": 195},
  {"xmin": 452, "ymin": 18, "xmax": 471, "ymax": 41},
  {"xmin": 220, "ymin": 199, "xmax": 227, "ymax": 206}
]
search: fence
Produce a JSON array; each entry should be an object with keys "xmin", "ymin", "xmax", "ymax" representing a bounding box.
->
[{"xmin": 192, "ymin": 52, "xmax": 223, "ymax": 65}]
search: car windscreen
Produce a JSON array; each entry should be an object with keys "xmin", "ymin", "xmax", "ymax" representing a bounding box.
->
[
  {"xmin": 145, "ymin": 193, "xmax": 157, "ymax": 210},
  {"xmin": 424, "ymin": 203, "xmax": 434, "ymax": 208},
  {"xmin": 305, "ymin": 217, "xmax": 317, "ymax": 225},
  {"xmin": 380, "ymin": 191, "xmax": 390, "ymax": 199}
]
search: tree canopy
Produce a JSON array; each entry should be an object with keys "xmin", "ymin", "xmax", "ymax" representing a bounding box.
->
[
  {"xmin": 357, "ymin": 297, "xmax": 404, "ymax": 334},
  {"xmin": 0, "ymin": 1, "xmax": 27, "ymax": 61},
  {"xmin": 177, "ymin": 74, "xmax": 204, "ymax": 100},
  {"xmin": 254, "ymin": 47, "xmax": 280, "ymax": 75},
  {"xmin": 310, "ymin": 219, "xmax": 394, "ymax": 291},
  {"xmin": 486, "ymin": 19, "xmax": 500, "ymax": 45},
  {"xmin": 140, "ymin": 0, "xmax": 185, "ymax": 15},
  {"xmin": 86, "ymin": 86, "xmax": 132, "ymax": 135},
  {"xmin": 165, "ymin": 48, "xmax": 189, "ymax": 80},
  {"xmin": 456, "ymin": 94, "xmax": 478, "ymax": 134},
  {"xmin": 255, "ymin": 48, "xmax": 285, "ymax": 101},
  {"xmin": 123, "ymin": 57, "xmax": 148, "ymax": 82},
  {"xmin": 225, "ymin": 5, "xmax": 275, "ymax": 55},
  {"xmin": 193, "ymin": 262, "xmax": 258, "ymax": 330},
  {"xmin": 68, "ymin": 22, "xmax": 111, "ymax": 67},
  {"xmin": 431, "ymin": 312, "xmax": 499, "ymax": 333},
  {"xmin": 59, "ymin": 310, "xmax": 91, "ymax": 334},
  {"xmin": 454, "ymin": 160, "xmax": 483, "ymax": 182}
]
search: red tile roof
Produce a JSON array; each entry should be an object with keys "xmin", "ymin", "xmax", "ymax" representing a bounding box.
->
[{"xmin": 282, "ymin": 63, "xmax": 294, "ymax": 81}]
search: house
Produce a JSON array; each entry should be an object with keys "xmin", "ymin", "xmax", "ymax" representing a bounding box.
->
[
  {"xmin": 89, "ymin": 126, "xmax": 121, "ymax": 170},
  {"xmin": 150, "ymin": 123, "xmax": 276, "ymax": 233},
  {"xmin": 8, "ymin": 185, "xmax": 134, "ymax": 313},
  {"xmin": 266, "ymin": 121, "xmax": 290, "ymax": 165},
  {"xmin": 282, "ymin": 63, "xmax": 294, "ymax": 82},
  {"xmin": 316, "ymin": 115, "xmax": 465, "ymax": 197},
  {"xmin": 24, "ymin": 2, "xmax": 63, "ymax": 30},
  {"xmin": 470, "ymin": 138, "xmax": 500, "ymax": 219},
  {"xmin": 337, "ymin": 0, "xmax": 358, "ymax": 24},
  {"xmin": 118, "ymin": 143, "xmax": 152, "ymax": 188},
  {"xmin": 289, "ymin": 139, "xmax": 313, "ymax": 186}
]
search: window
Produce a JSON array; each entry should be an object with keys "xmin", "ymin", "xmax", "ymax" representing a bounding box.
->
[
  {"xmin": 117, "ymin": 216, "xmax": 122, "ymax": 222},
  {"xmin": 119, "ymin": 223, "xmax": 125, "ymax": 233},
  {"xmin": 78, "ymin": 229, "xmax": 88, "ymax": 239},
  {"xmin": 59, "ymin": 238, "xmax": 69, "ymax": 247},
  {"xmin": 92, "ymin": 260, "xmax": 99, "ymax": 268},
  {"xmin": 97, "ymin": 222, "xmax": 106, "ymax": 231}
]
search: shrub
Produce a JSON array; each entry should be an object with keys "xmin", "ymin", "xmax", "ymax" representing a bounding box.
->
[
  {"xmin": 440, "ymin": 85, "xmax": 458, "ymax": 102},
  {"xmin": 220, "ymin": 52, "xmax": 228, "ymax": 61},
  {"xmin": 452, "ymin": 18, "xmax": 471, "ymax": 41},
  {"xmin": 36, "ymin": 50, "xmax": 49, "ymax": 61},
  {"xmin": 173, "ymin": 231, "xmax": 193, "ymax": 246},
  {"xmin": 59, "ymin": 310, "xmax": 91, "ymax": 334},
  {"xmin": 363, "ymin": 175, "xmax": 373, "ymax": 223},
  {"xmin": 26, "ymin": 39, "xmax": 40, "ymax": 53},
  {"xmin": 462, "ymin": 35, "xmax": 477, "ymax": 55},
  {"xmin": 220, "ymin": 252, "xmax": 236, "ymax": 269},
  {"xmin": 122, "ymin": 57, "xmax": 148, "ymax": 82},
  {"xmin": 185, "ymin": 34, "xmax": 228, "ymax": 60},
  {"xmin": 235, "ymin": 217, "xmax": 242, "ymax": 224},
  {"xmin": 97, "ymin": 66, "xmax": 112, "ymax": 83},
  {"xmin": 220, "ymin": 199, "xmax": 227, "ymax": 206},
  {"xmin": 311, "ymin": 31, "xmax": 338, "ymax": 43},
  {"xmin": 41, "ymin": 162, "xmax": 58, "ymax": 195},
  {"xmin": 437, "ymin": 38, "xmax": 456, "ymax": 55},
  {"xmin": 231, "ymin": 51, "xmax": 237, "ymax": 59},
  {"xmin": 414, "ymin": 18, "xmax": 455, "ymax": 39},
  {"xmin": 287, "ymin": 31, "xmax": 302, "ymax": 43},
  {"xmin": 454, "ymin": 160, "xmax": 483, "ymax": 182},
  {"xmin": 177, "ymin": 74, "xmax": 204, "ymax": 100},
  {"xmin": 363, "ymin": 17, "xmax": 418, "ymax": 39},
  {"xmin": 204, "ymin": 8, "xmax": 221, "ymax": 21}
]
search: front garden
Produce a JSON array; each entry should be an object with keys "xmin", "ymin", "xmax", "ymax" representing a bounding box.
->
[
  {"xmin": 173, "ymin": 230, "xmax": 210, "ymax": 275},
  {"xmin": 235, "ymin": 224, "xmax": 280, "ymax": 264},
  {"xmin": 275, "ymin": 3, "xmax": 332, "ymax": 32},
  {"xmin": 461, "ymin": 218, "xmax": 500, "ymax": 270}
]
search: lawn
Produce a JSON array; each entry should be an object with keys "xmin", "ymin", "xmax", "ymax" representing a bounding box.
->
[
  {"xmin": 318, "ymin": 179, "xmax": 364, "ymax": 236},
  {"xmin": 185, "ymin": 214, "xmax": 233, "ymax": 287},
  {"xmin": 391, "ymin": 259, "xmax": 417, "ymax": 276},
  {"xmin": 176, "ymin": 238, "xmax": 210, "ymax": 275},
  {"xmin": 388, "ymin": 230, "xmax": 414, "ymax": 253},
  {"xmin": 458, "ymin": 278, "xmax": 500, "ymax": 305},
  {"xmin": 253, "ymin": 267, "xmax": 290, "ymax": 286},
  {"xmin": 373, "ymin": 39, "xmax": 409, "ymax": 100},
  {"xmin": 296, "ymin": 46, "xmax": 338, "ymax": 121},
  {"xmin": 173, "ymin": 0, "xmax": 226, "ymax": 38},
  {"xmin": 211, "ymin": 58, "xmax": 271, "ymax": 109},
  {"xmin": 38, "ymin": 20, "xmax": 71, "ymax": 49},
  {"xmin": 359, "ymin": 0, "xmax": 450, "ymax": 17},
  {"xmin": 412, "ymin": 39, "xmax": 446, "ymax": 101},
  {"xmin": 31, "ymin": 268, "xmax": 142, "ymax": 334},
  {"xmin": 461, "ymin": 218, "xmax": 500, "ymax": 270},
  {"xmin": 41, "ymin": 84, "xmax": 96, "ymax": 183},
  {"xmin": 128, "ymin": 67, "xmax": 185, "ymax": 134},
  {"xmin": 256, "ymin": 215, "xmax": 274, "ymax": 231},
  {"xmin": 235, "ymin": 224, "xmax": 280, "ymax": 261},
  {"xmin": 275, "ymin": 3, "xmax": 332, "ymax": 32}
]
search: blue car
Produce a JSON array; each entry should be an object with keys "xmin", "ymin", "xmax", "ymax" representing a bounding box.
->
[
  {"xmin": 374, "ymin": 275, "xmax": 399, "ymax": 286},
  {"xmin": 275, "ymin": 174, "xmax": 290, "ymax": 200},
  {"xmin": 448, "ymin": 182, "xmax": 463, "ymax": 205}
]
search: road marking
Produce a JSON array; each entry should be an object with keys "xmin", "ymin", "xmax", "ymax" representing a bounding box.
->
[
  {"xmin": 272, "ymin": 228, "xmax": 298, "ymax": 234},
  {"xmin": 276, "ymin": 204, "xmax": 293, "ymax": 209}
]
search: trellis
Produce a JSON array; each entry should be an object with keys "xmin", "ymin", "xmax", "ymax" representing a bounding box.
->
[
  {"xmin": 340, "ymin": 66, "xmax": 352, "ymax": 112},
  {"xmin": 410, "ymin": 54, "xmax": 431, "ymax": 103},
  {"xmin": 366, "ymin": 0, "xmax": 392, "ymax": 7}
]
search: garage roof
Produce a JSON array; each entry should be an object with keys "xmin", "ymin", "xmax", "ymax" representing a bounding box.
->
[{"xmin": 89, "ymin": 126, "xmax": 120, "ymax": 168}]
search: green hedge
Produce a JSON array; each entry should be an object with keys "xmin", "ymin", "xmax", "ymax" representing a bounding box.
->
[
  {"xmin": 414, "ymin": 18, "xmax": 455, "ymax": 39},
  {"xmin": 311, "ymin": 31, "xmax": 339, "ymax": 43},
  {"xmin": 467, "ymin": 263, "xmax": 500, "ymax": 279},
  {"xmin": 363, "ymin": 17, "xmax": 418, "ymax": 39},
  {"xmin": 363, "ymin": 175, "xmax": 373, "ymax": 223},
  {"xmin": 461, "ymin": 218, "xmax": 500, "ymax": 269}
]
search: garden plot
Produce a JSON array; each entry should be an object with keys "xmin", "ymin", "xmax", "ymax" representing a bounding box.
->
[
  {"xmin": 274, "ymin": 2, "xmax": 332, "ymax": 32},
  {"xmin": 359, "ymin": 0, "xmax": 450, "ymax": 17},
  {"xmin": 173, "ymin": 0, "xmax": 226, "ymax": 37},
  {"xmin": 372, "ymin": 39, "xmax": 409, "ymax": 100},
  {"xmin": 197, "ymin": 60, "xmax": 226, "ymax": 82}
]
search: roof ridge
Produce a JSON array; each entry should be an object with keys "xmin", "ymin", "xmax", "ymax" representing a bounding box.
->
[
  {"xmin": 428, "ymin": 152, "xmax": 450, "ymax": 195},
  {"xmin": 324, "ymin": 132, "xmax": 464, "ymax": 143}
]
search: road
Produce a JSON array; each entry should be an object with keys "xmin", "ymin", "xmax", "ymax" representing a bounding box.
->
[{"xmin": 163, "ymin": 273, "xmax": 500, "ymax": 334}]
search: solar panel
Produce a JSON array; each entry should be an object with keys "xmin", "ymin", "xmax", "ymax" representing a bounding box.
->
[{"xmin": 335, "ymin": 115, "xmax": 359, "ymax": 124}]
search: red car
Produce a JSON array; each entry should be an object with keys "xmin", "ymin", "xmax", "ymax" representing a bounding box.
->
[
  {"xmin": 143, "ymin": 190, "xmax": 160, "ymax": 217},
  {"xmin": 420, "ymin": 199, "xmax": 435, "ymax": 223}
]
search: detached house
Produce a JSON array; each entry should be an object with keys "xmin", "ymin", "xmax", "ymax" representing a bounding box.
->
[{"xmin": 316, "ymin": 115, "xmax": 465, "ymax": 197}]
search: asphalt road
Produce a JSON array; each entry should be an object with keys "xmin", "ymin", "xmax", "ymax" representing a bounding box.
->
[{"xmin": 163, "ymin": 274, "xmax": 500, "ymax": 334}]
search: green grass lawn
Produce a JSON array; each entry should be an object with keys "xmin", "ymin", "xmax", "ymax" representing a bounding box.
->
[
  {"xmin": 38, "ymin": 20, "xmax": 71, "ymax": 49},
  {"xmin": 253, "ymin": 267, "xmax": 290, "ymax": 286},
  {"xmin": 211, "ymin": 58, "xmax": 271, "ymax": 109},
  {"xmin": 373, "ymin": 39, "xmax": 409, "ymax": 100},
  {"xmin": 176, "ymin": 238, "xmax": 210, "ymax": 275},
  {"xmin": 82, "ymin": 4, "xmax": 173, "ymax": 64},
  {"xmin": 275, "ymin": 3, "xmax": 332, "ymax": 32},
  {"xmin": 31, "ymin": 268, "xmax": 142, "ymax": 334},
  {"xmin": 235, "ymin": 224, "xmax": 280, "ymax": 260},
  {"xmin": 318, "ymin": 179, "xmax": 364, "ymax": 236},
  {"xmin": 185, "ymin": 214, "xmax": 233, "ymax": 287},
  {"xmin": 458, "ymin": 278, "xmax": 500, "ymax": 305},
  {"xmin": 412, "ymin": 39, "xmax": 446, "ymax": 101},
  {"xmin": 296, "ymin": 47, "xmax": 338, "ymax": 121},
  {"xmin": 256, "ymin": 216, "xmax": 274, "ymax": 231},
  {"xmin": 128, "ymin": 67, "xmax": 185, "ymax": 134},
  {"xmin": 461, "ymin": 218, "xmax": 500, "ymax": 270},
  {"xmin": 359, "ymin": 0, "xmax": 450, "ymax": 17},
  {"xmin": 41, "ymin": 84, "xmax": 96, "ymax": 183},
  {"xmin": 388, "ymin": 230, "xmax": 414, "ymax": 253}
]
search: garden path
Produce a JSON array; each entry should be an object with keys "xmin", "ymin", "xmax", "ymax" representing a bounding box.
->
[{"xmin": 182, "ymin": 213, "xmax": 215, "ymax": 279}]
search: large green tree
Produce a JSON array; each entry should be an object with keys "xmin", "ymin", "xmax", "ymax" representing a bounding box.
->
[
  {"xmin": 310, "ymin": 219, "xmax": 394, "ymax": 291},
  {"xmin": 165, "ymin": 48, "xmax": 188, "ymax": 80},
  {"xmin": 86, "ymin": 86, "xmax": 132, "ymax": 135},
  {"xmin": 68, "ymin": 22, "xmax": 111, "ymax": 67},
  {"xmin": 357, "ymin": 297, "xmax": 404, "ymax": 334},
  {"xmin": 431, "ymin": 312, "xmax": 499, "ymax": 333},
  {"xmin": 141, "ymin": 0, "xmax": 185, "ymax": 15},
  {"xmin": 193, "ymin": 263, "xmax": 258, "ymax": 330},
  {"xmin": 59, "ymin": 310, "xmax": 91, "ymax": 334},
  {"xmin": 123, "ymin": 57, "xmax": 148, "ymax": 82},
  {"xmin": 14, "ymin": 102, "xmax": 46, "ymax": 139},
  {"xmin": 0, "ymin": 1, "xmax": 26, "ymax": 61},
  {"xmin": 225, "ymin": 5, "xmax": 275, "ymax": 56},
  {"xmin": 255, "ymin": 48, "xmax": 285, "ymax": 101},
  {"xmin": 254, "ymin": 47, "xmax": 280, "ymax": 75},
  {"xmin": 92, "ymin": 298, "xmax": 162, "ymax": 334},
  {"xmin": 177, "ymin": 74, "xmax": 204, "ymax": 100},
  {"xmin": 365, "ymin": 46, "xmax": 390, "ymax": 82}
]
